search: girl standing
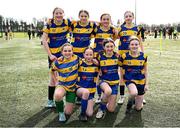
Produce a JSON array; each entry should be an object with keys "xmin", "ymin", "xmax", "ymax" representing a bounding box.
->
[
  {"xmin": 71, "ymin": 10, "xmax": 96, "ymax": 58},
  {"xmin": 42, "ymin": 7, "xmax": 71, "ymax": 107}
]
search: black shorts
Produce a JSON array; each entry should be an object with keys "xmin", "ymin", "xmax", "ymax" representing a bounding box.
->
[{"xmin": 125, "ymin": 81, "xmax": 145, "ymax": 95}]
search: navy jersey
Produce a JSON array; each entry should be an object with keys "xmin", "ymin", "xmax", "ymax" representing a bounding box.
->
[
  {"xmin": 71, "ymin": 21, "xmax": 96, "ymax": 58},
  {"xmin": 93, "ymin": 25, "xmax": 116, "ymax": 57},
  {"xmin": 118, "ymin": 24, "xmax": 141, "ymax": 55},
  {"xmin": 43, "ymin": 19, "xmax": 71, "ymax": 57},
  {"xmin": 51, "ymin": 54, "xmax": 80, "ymax": 92},
  {"xmin": 77, "ymin": 59, "xmax": 99, "ymax": 93},
  {"xmin": 98, "ymin": 52, "xmax": 120, "ymax": 86},
  {"xmin": 119, "ymin": 52, "xmax": 147, "ymax": 85}
]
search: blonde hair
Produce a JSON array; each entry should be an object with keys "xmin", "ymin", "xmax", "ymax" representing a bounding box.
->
[
  {"xmin": 129, "ymin": 36, "xmax": 140, "ymax": 44},
  {"xmin": 61, "ymin": 43, "xmax": 73, "ymax": 52}
]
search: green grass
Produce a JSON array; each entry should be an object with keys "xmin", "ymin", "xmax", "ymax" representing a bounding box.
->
[{"xmin": 0, "ymin": 37, "xmax": 180, "ymax": 127}]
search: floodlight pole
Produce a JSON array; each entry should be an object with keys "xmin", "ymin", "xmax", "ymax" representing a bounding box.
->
[{"xmin": 135, "ymin": 0, "xmax": 137, "ymax": 25}]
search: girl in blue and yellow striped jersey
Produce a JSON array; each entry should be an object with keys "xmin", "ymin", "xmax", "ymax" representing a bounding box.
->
[
  {"xmin": 117, "ymin": 11, "xmax": 144, "ymax": 105},
  {"xmin": 76, "ymin": 47, "xmax": 99, "ymax": 121},
  {"xmin": 96, "ymin": 38, "xmax": 120, "ymax": 119},
  {"xmin": 93, "ymin": 13, "xmax": 117, "ymax": 57},
  {"xmin": 51, "ymin": 43, "xmax": 80, "ymax": 122},
  {"xmin": 42, "ymin": 7, "xmax": 71, "ymax": 108},
  {"xmin": 71, "ymin": 10, "xmax": 96, "ymax": 58},
  {"xmin": 93, "ymin": 13, "xmax": 118, "ymax": 103},
  {"xmin": 119, "ymin": 36, "xmax": 148, "ymax": 114}
]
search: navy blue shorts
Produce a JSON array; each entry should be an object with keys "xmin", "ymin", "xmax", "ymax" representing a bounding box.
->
[{"xmin": 99, "ymin": 81, "xmax": 118, "ymax": 95}]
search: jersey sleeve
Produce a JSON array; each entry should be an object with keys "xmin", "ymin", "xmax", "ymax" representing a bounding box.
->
[
  {"xmin": 137, "ymin": 25, "xmax": 142, "ymax": 39},
  {"xmin": 43, "ymin": 22, "xmax": 50, "ymax": 33},
  {"xmin": 117, "ymin": 26, "xmax": 122, "ymax": 38},
  {"xmin": 144, "ymin": 54, "xmax": 148, "ymax": 66},
  {"xmin": 51, "ymin": 60, "xmax": 59, "ymax": 71},
  {"xmin": 119, "ymin": 53, "xmax": 126, "ymax": 67},
  {"xmin": 112, "ymin": 27, "xmax": 118, "ymax": 40}
]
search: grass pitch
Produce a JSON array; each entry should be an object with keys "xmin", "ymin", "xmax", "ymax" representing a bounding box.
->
[{"xmin": 0, "ymin": 36, "xmax": 180, "ymax": 127}]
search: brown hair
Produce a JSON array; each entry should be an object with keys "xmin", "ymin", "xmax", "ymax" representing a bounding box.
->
[
  {"xmin": 100, "ymin": 13, "xmax": 111, "ymax": 20},
  {"xmin": 53, "ymin": 7, "xmax": 64, "ymax": 16},
  {"xmin": 124, "ymin": 11, "xmax": 134, "ymax": 17},
  {"xmin": 103, "ymin": 38, "xmax": 115, "ymax": 47},
  {"xmin": 79, "ymin": 10, "xmax": 89, "ymax": 17}
]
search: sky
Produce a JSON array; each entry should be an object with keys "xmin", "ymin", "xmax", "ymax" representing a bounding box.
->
[{"xmin": 0, "ymin": 0, "xmax": 180, "ymax": 25}]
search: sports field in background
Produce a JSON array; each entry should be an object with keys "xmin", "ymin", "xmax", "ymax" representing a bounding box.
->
[{"xmin": 0, "ymin": 35, "xmax": 180, "ymax": 127}]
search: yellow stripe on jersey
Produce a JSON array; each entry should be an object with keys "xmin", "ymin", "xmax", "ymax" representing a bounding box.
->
[
  {"xmin": 73, "ymin": 47, "xmax": 86, "ymax": 53},
  {"xmin": 118, "ymin": 50, "xmax": 129, "ymax": 55},
  {"xmin": 58, "ymin": 55, "xmax": 79, "ymax": 64},
  {"xmin": 87, "ymin": 88, "xmax": 96, "ymax": 93},
  {"xmin": 123, "ymin": 60, "xmax": 145, "ymax": 66},
  {"xmin": 56, "ymin": 85, "xmax": 75, "ymax": 92},
  {"xmin": 73, "ymin": 28, "xmax": 93, "ymax": 34},
  {"xmin": 95, "ymin": 33, "xmax": 113, "ymax": 39},
  {"xmin": 50, "ymin": 47, "xmax": 61, "ymax": 54},
  {"xmin": 49, "ymin": 26, "xmax": 69, "ymax": 33},
  {"xmin": 56, "ymin": 64, "xmax": 79, "ymax": 73},
  {"xmin": 43, "ymin": 28, "xmax": 49, "ymax": 33},
  {"xmin": 120, "ymin": 30, "xmax": 138, "ymax": 36},
  {"xmin": 58, "ymin": 74, "xmax": 78, "ymax": 82},
  {"xmin": 103, "ymin": 80, "xmax": 119, "ymax": 86},
  {"xmin": 100, "ymin": 59, "xmax": 118, "ymax": 66},
  {"xmin": 79, "ymin": 66, "xmax": 99, "ymax": 73}
]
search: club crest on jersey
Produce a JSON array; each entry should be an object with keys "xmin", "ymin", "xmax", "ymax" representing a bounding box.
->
[
  {"xmin": 82, "ymin": 75, "xmax": 87, "ymax": 80},
  {"xmin": 52, "ymin": 29, "xmax": 56, "ymax": 32},
  {"xmin": 103, "ymin": 68, "xmax": 108, "ymax": 73}
]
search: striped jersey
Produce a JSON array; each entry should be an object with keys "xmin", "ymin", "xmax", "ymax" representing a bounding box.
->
[
  {"xmin": 77, "ymin": 59, "xmax": 99, "ymax": 93},
  {"xmin": 118, "ymin": 24, "xmax": 141, "ymax": 55},
  {"xmin": 43, "ymin": 19, "xmax": 71, "ymax": 57},
  {"xmin": 93, "ymin": 25, "xmax": 116, "ymax": 56},
  {"xmin": 119, "ymin": 52, "xmax": 147, "ymax": 85},
  {"xmin": 71, "ymin": 21, "xmax": 96, "ymax": 58},
  {"xmin": 98, "ymin": 52, "xmax": 120, "ymax": 86},
  {"xmin": 51, "ymin": 54, "xmax": 80, "ymax": 92}
]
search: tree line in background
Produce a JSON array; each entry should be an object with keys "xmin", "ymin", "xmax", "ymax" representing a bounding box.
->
[
  {"xmin": 0, "ymin": 15, "xmax": 180, "ymax": 36},
  {"xmin": 0, "ymin": 15, "xmax": 45, "ymax": 37}
]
